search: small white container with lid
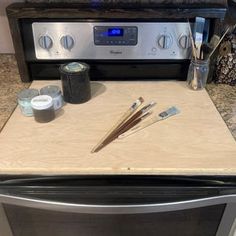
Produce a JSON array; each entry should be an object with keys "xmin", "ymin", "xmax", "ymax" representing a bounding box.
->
[{"xmin": 31, "ymin": 95, "xmax": 55, "ymax": 123}]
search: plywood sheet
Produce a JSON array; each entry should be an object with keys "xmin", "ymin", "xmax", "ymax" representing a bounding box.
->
[{"xmin": 0, "ymin": 81, "xmax": 235, "ymax": 175}]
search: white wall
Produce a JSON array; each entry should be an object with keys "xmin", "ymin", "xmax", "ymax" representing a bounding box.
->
[{"xmin": 0, "ymin": 0, "xmax": 24, "ymax": 53}]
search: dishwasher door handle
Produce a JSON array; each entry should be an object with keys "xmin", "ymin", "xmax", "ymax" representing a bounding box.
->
[{"xmin": 0, "ymin": 193, "xmax": 236, "ymax": 214}]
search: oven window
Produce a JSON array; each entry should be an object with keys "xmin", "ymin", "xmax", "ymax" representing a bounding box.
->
[{"xmin": 4, "ymin": 204, "xmax": 225, "ymax": 236}]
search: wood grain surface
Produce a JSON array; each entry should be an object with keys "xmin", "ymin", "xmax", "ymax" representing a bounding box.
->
[{"xmin": 0, "ymin": 81, "xmax": 235, "ymax": 175}]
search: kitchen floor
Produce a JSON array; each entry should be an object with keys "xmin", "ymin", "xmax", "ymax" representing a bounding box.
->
[{"xmin": 0, "ymin": 54, "xmax": 235, "ymax": 140}]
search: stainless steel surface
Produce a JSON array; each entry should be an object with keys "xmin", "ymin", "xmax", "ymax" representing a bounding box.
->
[
  {"xmin": 0, "ymin": 193, "xmax": 236, "ymax": 215},
  {"xmin": 32, "ymin": 22, "xmax": 191, "ymax": 60},
  {"xmin": 229, "ymin": 218, "xmax": 236, "ymax": 236},
  {"xmin": 0, "ymin": 204, "xmax": 13, "ymax": 236},
  {"xmin": 216, "ymin": 203, "xmax": 236, "ymax": 236}
]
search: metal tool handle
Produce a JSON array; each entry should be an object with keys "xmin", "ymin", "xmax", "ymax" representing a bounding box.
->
[{"xmin": 0, "ymin": 193, "xmax": 236, "ymax": 214}]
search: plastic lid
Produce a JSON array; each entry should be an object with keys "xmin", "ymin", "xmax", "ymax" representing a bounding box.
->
[
  {"xmin": 31, "ymin": 95, "xmax": 53, "ymax": 110},
  {"xmin": 62, "ymin": 62, "xmax": 86, "ymax": 73},
  {"xmin": 18, "ymin": 88, "xmax": 39, "ymax": 101},
  {"xmin": 40, "ymin": 85, "xmax": 61, "ymax": 98}
]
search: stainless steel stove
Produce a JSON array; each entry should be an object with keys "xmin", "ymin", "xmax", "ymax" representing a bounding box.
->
[{"xmin": 6, "ymin": 1, "xmax": 227, "ymax": 81}]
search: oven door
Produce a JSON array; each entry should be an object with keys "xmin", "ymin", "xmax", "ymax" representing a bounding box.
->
[{"xmin": 0, "ymin": 176, "xmax": 236, "ymax": 236}]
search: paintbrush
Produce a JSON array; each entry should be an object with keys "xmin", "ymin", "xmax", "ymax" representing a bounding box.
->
[
  {"xmin": 118, "ymin": 106, "xmax": 180, "ymax": 139},
  {"xmin": 92, "ymin": 101, "xmax": 156, "ymax": 152},
  {"xmin": 114, "ymin": 101, "xmax": 157, "ymax": 133},
  {"xmin": 194, "ymin": 17, "xmax": 205, "ymax": 59},
  {"xmin": 187, "ymin": 21, "xmax": 199, "ymax": 89},
  {"xmin": 207, "ymin": 26, "xmax": 232, "ymax": 60},
  {"xmin": 188, "ymin": 21, "xmax": 197, "ymax": 60},
  {"xmin": 91, "ymin": 97, "xmax": 144, "ymax": 153},
  {"xmin": 94, "ymin": 111, "xmax": 153, "ymax": 153}
]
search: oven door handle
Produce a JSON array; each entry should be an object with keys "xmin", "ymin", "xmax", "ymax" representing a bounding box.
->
[{"xmin": 0, "ymin": 193, "xmax": 236, "ymax": 214}]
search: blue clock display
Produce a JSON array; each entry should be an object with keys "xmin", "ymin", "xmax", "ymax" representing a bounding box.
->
[
  {"xmin": 94, "ymin": 26, "xmax": 137, "ymax": 45},
  {"xmin": 108, "ymin": 28, "xmax": 124, "ymax": 37}
]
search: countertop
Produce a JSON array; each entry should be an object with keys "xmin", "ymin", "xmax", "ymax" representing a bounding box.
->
[
  {"xmin": 0, "ymin": 54, "xmax": 30, "ymax": 131},
  {"xmin": 0, "ymin": 54, "xmax": 235, "ymax": 140}
]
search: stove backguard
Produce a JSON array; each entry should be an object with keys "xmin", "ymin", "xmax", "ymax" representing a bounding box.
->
[{"xmin": 7, "ymin": 2, "xmax": 227, "ymax": 82}]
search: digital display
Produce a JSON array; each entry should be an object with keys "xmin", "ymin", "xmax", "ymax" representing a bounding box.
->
[
  {"xmin": 108, "ymin": 28, "xmax": 124, "ymax": 37},
  {"xmin": 94, "ymin": 26, "xmax": 137, "ymax": 45}
]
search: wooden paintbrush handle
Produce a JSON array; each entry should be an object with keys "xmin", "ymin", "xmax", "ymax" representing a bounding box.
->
[
  {"xmin": 191, "ymin": 65, "xmax": 198, "ymax": 90},
  {"xmin": 91, "ymin": 97, "xmax": 144, "ymax": 153},
  {"xmin": 92, "ymin": 100, "xmax": 156, "ymax": 153},
  {"xmin": 94, "ymin": 118, "xmax": 143, "ymax": 152},
  {"xmin": 92, "ymin": 109, "xmax": 144, "ymax": 152},
  {"xmin": 118, "ymin": 111, "xmax": 152, "ymax": 137},
  {"xmin": 94, "ymin": 112, "xmax": 151, "ymax": 152},
  {"xmin": 119, "ymin": 116, "xmax": 160, "ymax": 139}
]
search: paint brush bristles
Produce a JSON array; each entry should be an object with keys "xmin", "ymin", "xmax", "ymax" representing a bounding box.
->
[
  {"xmin": 119, "ymin": 106, "xmax": 180, "ymax": 139},
  {"xmin": 91, "ymin": 97, "xmax": 144, "ymax": 153}
]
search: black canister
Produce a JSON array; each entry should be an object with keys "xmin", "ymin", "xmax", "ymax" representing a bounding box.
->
[{"xmin": 59, "ymin": 62, "xmax": 91, "ymax": 104}]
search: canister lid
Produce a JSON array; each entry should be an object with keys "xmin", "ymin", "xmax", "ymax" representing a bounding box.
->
[
  {"xmin": 18, "ymin": 88, "xmax": 39, "ymax": 101},
  {"xmin": 31, "ymin": 95, "xmax": 53, "ymax": 110},
  {"xmin": 40, "ymin": 85, "xmax": 61, "ymax": 98},
  {"xmin": 61, "ymin": 62, "xmax": 87, "ymax": 73}
]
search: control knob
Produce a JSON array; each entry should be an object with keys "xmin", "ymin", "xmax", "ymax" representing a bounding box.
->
[
  {"xmin": 158, "ymin": 34, "xmax": 172, "ymax": 49},
  {"xmin": 38, "ymin": 35, "xmax": 53, "ymax": 50},
  {"xmin": 60, "ymin": 35, "xmax": 74, "ymax": 50},
  {"xmin": 179, "ymin": 35, "xmax": 191, "ymax": 49}
]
